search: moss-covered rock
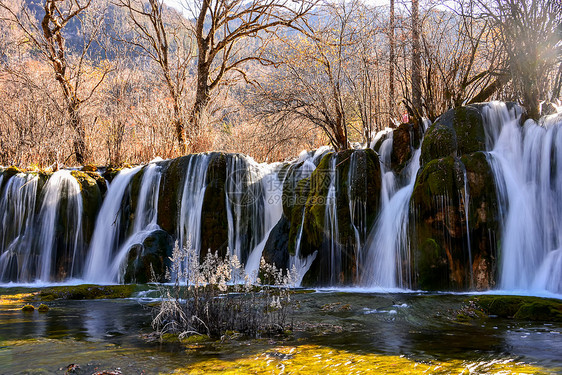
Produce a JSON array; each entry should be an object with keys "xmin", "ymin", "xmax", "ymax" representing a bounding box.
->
[
  {"xmin": 102, "ymin": 166, "xmax": 123, "ymax": 182},
  {"xmin": 123, "ymin": 229, "xmax": 174, "ymax": 283},
  {"xmin": 37, "ymin": 303, "xmax": 49, "ymax": 312},
  {"xmin": 420, "ymin": 123, "xmax": 458, "ymax": 166},
  {"xmin": 416, "ymin": 238, "xmax": 449, "ymax": 291},
  {"xmin": 262, "ymin": 217, "xmax": 290, "ymax": 269},
  {"xmin": 411, "ymin": 153, "xmax": 500, "ymax": 291},
  {"xmin": 39, "ymin": 284, "xmax": 136, "ymax": 300},
  {"xmin": 84, "ymin": 171, "xmax": 107, "ymax": 197},
  {"xmin": 281, "ymin": 161, "xmax": 309, "ymax": 218},
  {"xmin": 70, "ymin": 171, "xmax": 104, "ymax": 242},
  {"xmin": 81, "ymin": 164, "xmax": 97, "ymax": 172},
  {"xmin": 21, "ymin": 304, "xmax": 35, "ymax": 312},
  {"xmin": 420, "ymin": 106, "xmax": 485, "ymax": 166},
  {"xmin": 0, "ymin": 166, "xmax": 23, "ymax": 192},
  {"xmin": 289, "ymin": 150, "xmax": 382, "ymax": 286},
  {"xmin": 475, "ymin": 295, "xmax": 562, "ymax": 321}
]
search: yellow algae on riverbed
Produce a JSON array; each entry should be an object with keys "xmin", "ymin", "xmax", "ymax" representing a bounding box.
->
[
  {"xmin": 0, "ymin": 292, "xmax": 33, "ymax": 307},
  {"xmin": 171, "ymin": 345, "xmax": 551, "ymax": 374}
]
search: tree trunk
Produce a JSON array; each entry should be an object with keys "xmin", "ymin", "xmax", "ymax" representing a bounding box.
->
[
  {"xmin": 411, "ymin": 0, "xmax": 422, "ymax": 114},
  {"xmin": 173, "ymin": 100, "xmax": 188, "ymax": 155},
  {"xmin": 389, "ymin": 0, "xmax": 395, "ymax": 122},
  {"xmin": 69, "ymin": 102, "xmax": 86, "ymax": 164},
  {"xmin": 189, "ymin": 63, "xmax": 211, "ymax": 152}
]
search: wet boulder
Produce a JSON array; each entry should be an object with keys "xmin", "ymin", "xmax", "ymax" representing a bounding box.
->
[
  {"xmin": 157, "ymin": 156, "xmax": 192, "ymax": 234},
  {"xmin": 200, "ymin": 152, "xmax": 229, "ymax": 258},
  {"xmin": 391, "ymin": 123, "xmax": 413, "ymax": 172},
  {"xmin": 71, "ymin": 171, "xmax": 104, "ymax": 243},
  {"xmin": 410, "ymin": 153, "xmax": 500, "ymax": 291},
  {"xmin": 421, "ymin": 106, "xmax": 485, "ymax": 166},
  {"xmin": 289, "ymin": 149, "xmax": 382, "ymax": 286},
  {"xmin": 123, "ymin": 229, "xmax": 174, "ymax": 283},
  {"xmin": 262, "ymin": 216, "xmax": 290, "ymax": 270}
]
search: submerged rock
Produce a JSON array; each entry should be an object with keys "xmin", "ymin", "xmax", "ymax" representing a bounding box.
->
[{"xmin": 21, "ymin": 304, "xmax": 34, "ymax": 312}]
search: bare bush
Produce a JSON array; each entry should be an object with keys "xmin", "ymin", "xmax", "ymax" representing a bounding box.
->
[{"xmin": 152, "ymin": 242, "xmax": 297, "ymax": 339}]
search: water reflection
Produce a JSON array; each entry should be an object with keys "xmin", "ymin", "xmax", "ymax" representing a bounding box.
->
[{"xmin": 0, "ymin": 292, "xmax": 561, "ymax": 373}]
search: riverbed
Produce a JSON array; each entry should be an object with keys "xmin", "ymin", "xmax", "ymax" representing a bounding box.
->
[{"xmin": 1, "ymin": 288, "xmax": 561, "ymax": 374}]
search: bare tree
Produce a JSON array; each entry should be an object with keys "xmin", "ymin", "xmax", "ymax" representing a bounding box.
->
[
  {"xmin": 477, "ymin": 0, "xmax": 561, "ymax": 119},
  {"xmin": 388, "ymin": 0, "xmax": 396, "ymax": 122},
  {"xmin": 255, "ymin": 0, "xmax": 386, "ymax": 150},
  {"xmin": 0, "ymin": 0, "xmax": 110, "ymax": 164},
  {"xmin": 411, "ymin": 0, "xmax": 422, "ymax": 114},
  {"xmin": 116, "ymin": 0, "xmax": 193, "ymax": 153},
  {"xmin": 182, "ymin": 0, "xmax": 316, "ymax": 151}
]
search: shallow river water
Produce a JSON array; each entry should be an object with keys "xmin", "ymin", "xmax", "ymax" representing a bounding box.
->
[{"xmin": 1, "ymin": 288, "xmax": 561, "ymax": 374}]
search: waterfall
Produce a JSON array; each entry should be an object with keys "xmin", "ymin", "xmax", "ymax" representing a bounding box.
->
[
  {"xmin": 109, "ymin": 162, "xmax": 163, "ymax": 282},
  {"xmin": 37, "ymin": 170, "xmax": 84, "ymax": 281},
  {"xmin": 348, "ymin": 152, "xmax": 368, "ymax": 281},
  {"xmin": 84, "ymin": 167, "xmax": 142, "ymax": 281},
  {"xmin": 363, "ymin": 143, "xmax": 421, "ymax": 289},
  {"xmin": 483, "ymin": 102, "xmax": 562, "ymax": 293},
  {"xmin": 287, "ymin": 159, "xmax": 318, "ymax": 285},
  {"xmin": 244, "ymin": 166, "xmax": 284, "ymax": 276},
  {"xmin": 225, "ymin": 155, "xmax": 283, "ymax": 266},
  {"xmin": 177, "ymin": 155, "xmax": 211, "ymax": 254},
  {"xmin": 324, "ymin": 156, "xmax": 340, "ymax": 285},
  {"xmin": 0, "ymin": 105, "xmax": 560, "ymax": 292},
  {"xmin": 0, "ymin": 173, "xmax": 38, "ymax": 281}
]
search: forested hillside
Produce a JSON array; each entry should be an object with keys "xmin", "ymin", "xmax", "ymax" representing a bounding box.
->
[{"xmin": 0, "ymin": 0, "xmax": 560, "ymax": 167}]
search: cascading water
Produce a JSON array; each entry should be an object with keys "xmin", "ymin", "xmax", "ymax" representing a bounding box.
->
[
  {"xmin": 324, "ymin": 157, "xmax": 340, "ymax": 285},
  {"xmin": 244, "ymin": 166, "xmax": 284, "ymax": 276},
  {"xmin": 1, "ymin": 105, "xmax": 561, "ymax": 293},
  {"xmin": 363, "ymin": 138, "xmax": 421, "ymax": 289},
  {"xmin": 177, "ymin": 155, "xmax": 211, "ymax": 254},
  {"xmin": 483, "ymin": 102, "xmax": 562, "ymax": 293},
  {"xmin": 287, "ymin": 158, "xmax": 318, "ymax": 284},
  {"xmin": 37, "ymin": 170, "xmax": 84, "ymax": 281},
  {"xmin": 84, "ymin": 167, "xmax": 142, "ymax": 281},
  {"xmin": 348, "ymin": 152, "xmax": 368, "ymax": 281},
  {"xmin": 0, "ymin": 173, "xmax": 38, "ymax": 281},
  {"xmin": 225, "ymin": 155, "xmax": 284, "ymax": 268},
  {"xmin": 109, "ymin": 162, "xmax": 163, "ymax": 282}
]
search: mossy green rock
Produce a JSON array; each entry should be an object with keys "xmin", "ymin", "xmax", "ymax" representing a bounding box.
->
[
  {"xmin": 37, "ymin": 303, "xmax": 49, "ymax": 312},
  {"xmin": 21, "ymin": 304, "xmax": 35, "ymax": 312},
  {"xmin": 39, "ymin": 284, "xmax": 136, "ymax": 300},
  {"xmin": 157, "ymin": 156, "xmax": 192, "ymax": 234},
  {"xmin": 290, "ymin": 149, "xmax": 381, "ymax": 286},
  {"xmin": 281, "ymin": 161, "xmax": 309, "ymax": 218},
  {"xmin": 475, "ymin": 295, "xmax": 562, "ymax": 321},
  {"xmin": 416, "ymin": 238, "xmax": 449, "ymax": 291},
  {"xmin": 420, "ymin": 106, "xmax": 485, "ymax": 166},
  {"xmin": 71, "ymin": 171, "xmax": 104, "ymax": 242},
  {"xmin": 0, "ymin": 166, "xmax": 23, "ymax": 191},
  {"xmin": 420, "ymin": 123, "xmax": 458, "ymax": 166},
  {"xmin": 102, "ymin": 166, "xmax": 123, "ymax": 182},
  {"xmin": 81, "ymin": 164, "xmax": 97, "ymax": 172},
  {"xmin": 411, "ymin": 153, "xmax": 500, "ymax": 291}
]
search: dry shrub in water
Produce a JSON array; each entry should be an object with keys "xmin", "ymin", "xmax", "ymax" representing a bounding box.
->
[{"xmin": 152, "ymin": 242, "xmax": 298, "ymax": 339}]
